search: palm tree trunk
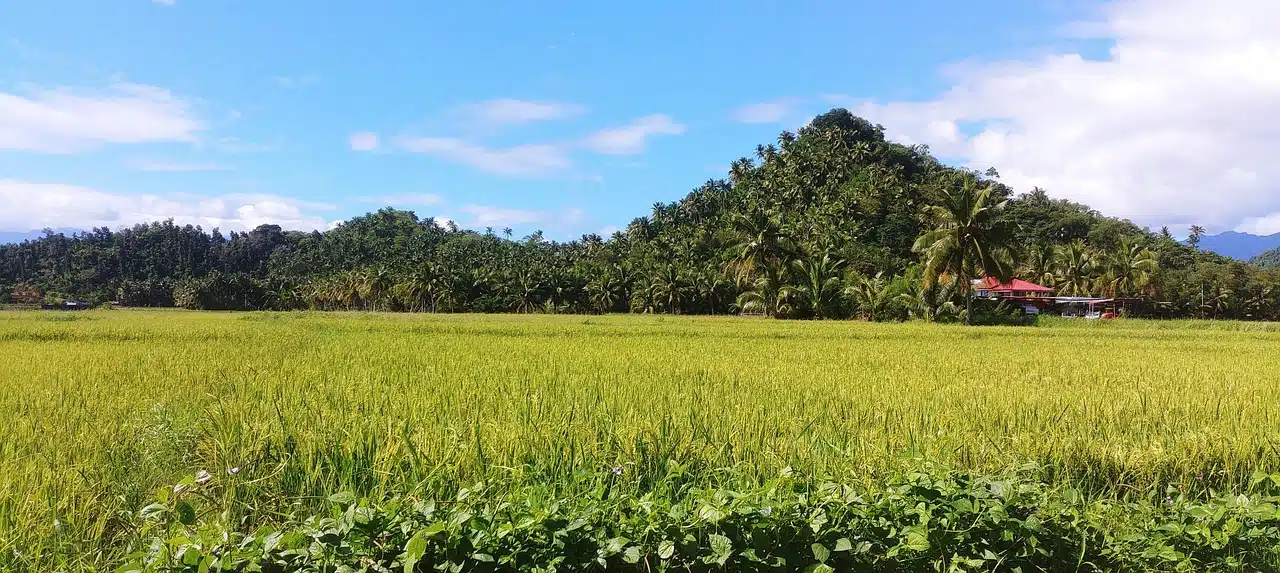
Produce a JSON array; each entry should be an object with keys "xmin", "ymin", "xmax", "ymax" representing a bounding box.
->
[{"xmin": 964, "ymin": 282, "xmax": 972, "ymax": 326}]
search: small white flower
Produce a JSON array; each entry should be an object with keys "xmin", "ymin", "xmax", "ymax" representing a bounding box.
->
[
  {"xmin": 226, "ymin": 467, "xmax": 241, "ymax": 476},
  {"xmin": 611, "ymin": 466, "xmax": 624, "ymax": 476},
  {"xmin": 760, "ymin": 507, "xmax": 773, "ymax": 516},
  {"xmin": 195, "ymin": 470, "xmax": 212, "ymax": 485}
]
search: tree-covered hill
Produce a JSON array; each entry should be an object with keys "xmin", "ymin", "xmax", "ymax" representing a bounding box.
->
[
  {"xmin": 3, "ymin": 109, "xmax": 1276, "ymax": 320},
  {"xmin": 1252, "ymin": 246, "xmax": 1280, "ymax": 269}
]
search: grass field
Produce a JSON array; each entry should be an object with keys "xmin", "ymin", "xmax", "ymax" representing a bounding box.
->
[{"xmin": 3, "ymin": 310, "xmax": 1280, "ymax": 569}]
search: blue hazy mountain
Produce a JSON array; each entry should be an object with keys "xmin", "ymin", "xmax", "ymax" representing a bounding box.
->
[
  {"xmin": 1198, "ymin": 231, "xmax": 1280, "ymax": 261},
  {"xmin": 0, "ymin": 228, "xmax": 82, "ymax": 245}
]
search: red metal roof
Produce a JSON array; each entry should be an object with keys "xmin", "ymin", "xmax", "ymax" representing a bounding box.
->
[{"xmin": 978, "ymin": 277, "xmax": 1055, "ymax": 292}]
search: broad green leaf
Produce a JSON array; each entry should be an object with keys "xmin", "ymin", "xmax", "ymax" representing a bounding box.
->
[
  {"xmin": 175, "ymin": 501, "xmax": 197, "ymax": 526},
  {"xmin": 328, "ymin": 491, "xmax": 357, "ymax": 505},
  {"xmin": 811, "ymin": 543, "xmax": 830, "ymax": 563},
  {"xmin": 709, "ymin": 534, "xmax": 733, "ymax": 565},
  {"xmin": 138, "ymin": 503, "xmax": 167, "ymax": 521}
]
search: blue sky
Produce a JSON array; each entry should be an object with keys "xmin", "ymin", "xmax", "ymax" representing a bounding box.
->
[{"xmin": 2, "ymin": 0, "xmax": 1278, "ymax": 238}]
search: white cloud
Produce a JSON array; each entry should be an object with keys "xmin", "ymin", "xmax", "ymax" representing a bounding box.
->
[
  {"xmin": 0, "ymin": 180, "xmax": 334, "ymax": 232},
  {"xmin": 1235, "ymin": 214, "xmax": 1280, "ymax": 236},
  {"xmin": 360, "ymin": 193, "xmax": 442, "ymax": 206},
  {"xmin": 844, "ymin": 0, "xmax": 1280, "ymax": 233},
  {"xmin": 128, "ymin": 159, "xmax": 232, "ymax": 172},
  {"xmin": 582, "ymin": 114, "xmax": 685, "ymax": 155},
  {"xmin": 460, "ymin": 204, "xmax": 546, "ymax": 227},
  {"xmin": 455, "ymin": 99, "xmax": 584, "ymax": 126},
  {"xmin": 454, "ymin": 204, "xmax": 588, "ymax": 232},
  {"xmin": 393, "ymin": 136, "xmax": 570, "ymax": 176},
  {"xmin": 348, "ymin": 131, "xmax": 379, "ymax": 151},
  {"xmin": 0, "ymin": 82, "xmax": 203, "ymax": 153},
  {"xmin": 731, "ymin": 99, "xmax": 802, "ymax": 124},
  {"xmin": 153, "ymin": 0, "xmax": 175, "ymax": 5}
]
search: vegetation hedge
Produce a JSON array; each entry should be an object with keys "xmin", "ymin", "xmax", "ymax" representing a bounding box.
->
[{"xmin": 118, "ymin": 462, "xmax": 1280, "ymax": 572}]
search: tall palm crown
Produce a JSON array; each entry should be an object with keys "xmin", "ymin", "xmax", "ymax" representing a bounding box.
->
[
  {"xmin": 912, "ymin": 178, "xmax": 1016, "ymax": 323},
  {"xmin": 727, "ymin": 211, "xmax": 795, "ymax": 287},
  {"xmin": 1105, "ymin": 238, "xmax": 1159, "ymax": 298},
  {"xmin": 1054, "ymin": 240, "xmax": 1096, "ymax": 297},
  {"xmin": 783, "ymin": 253, "xmax": 844, "ymax": 319}
]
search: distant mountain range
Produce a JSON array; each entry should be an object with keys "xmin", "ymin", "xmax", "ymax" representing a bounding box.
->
[
  {"xmin": 0, "ymin": 228, "xmax": 82, "ymax": 245},
  {"xmin": 1197, "ymin": 231, "xmax": 1280, "ymax": 262}
]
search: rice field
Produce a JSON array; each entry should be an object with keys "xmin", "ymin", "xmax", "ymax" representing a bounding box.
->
[{"xmin": 3, "ymin": 310, "xmax": 1280, "ymax": 569}]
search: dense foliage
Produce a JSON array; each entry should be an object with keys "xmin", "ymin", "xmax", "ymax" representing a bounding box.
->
[
  {"xmin": 123, "ymin": 463, "xmax": 1280, "ymax": 572},
  {"xmin": 4, "ymin": 109, "xmax": 1280, "ymax": 320},
  {"xmin": 1252, "ymin": 247, "xmax": 1280, "ymax": 270}
]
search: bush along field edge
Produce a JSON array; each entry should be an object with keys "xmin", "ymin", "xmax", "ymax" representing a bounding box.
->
[{"xmin": 114, "ymin": 461, "xmax": 1280, "ymax": 572}]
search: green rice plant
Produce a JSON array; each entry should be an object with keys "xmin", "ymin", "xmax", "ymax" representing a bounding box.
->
[{"xmin": 2, "ymin": 310, "xmax": 1280, "ymax": 569}]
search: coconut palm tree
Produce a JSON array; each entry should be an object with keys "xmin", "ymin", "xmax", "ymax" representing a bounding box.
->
[
  {"xmin": 1022, "ymin": 242, "xmax": 1057, "ymax": 288},
  {"xmin": 649, "ymin": 265, "xmax": 689, "ymax": 314},
  {"xmin": 586, "ymin": 272, "xmax": 622, "ymax": 314},
  {"xmin": 844, "ymin": 271, "xmax": 890, "ymax": 322},
  {"xmin": 912, "ymin": 178, "xmax": 1016, "ymax": 324},
  {"xmin": 735, "ymin": 267, "xmax": 793, "ymax": 318},
  {"xmin": 510, "ymin": 269, "xmax": 544, "ymax": 314},
  {"xmin": 783, "ymin": 253, "xmax": 845, "ymax": 319},
  {"xmin": 1104, "ymin": 238, "xmax": 1159, "ymax": 298},
  {"xmin": 726, "ymin": 211, "xmax": 795, "ymax": 287},
  {"xmin": 1055, "ymin": 240, "xmax": 1096, "ymax": 297}
]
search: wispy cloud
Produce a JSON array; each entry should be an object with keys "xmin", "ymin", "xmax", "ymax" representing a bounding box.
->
[
  {"xmin": 448, "ymin": 204, "xmax": 587, "ymax": 235},
  {"xmin": 0, "ymin": 180, "xmax": 335, "ymax": 232},
  {"xmin": 581, "ymin": 114, "xmax": 685, "ymax": 155},
  {"xmin": 393, "ymin": 136, "xmax": 570, "ymax": 176},
  {"xmin": 153, "ymin": 0, "xmax": 175, "ymax": 5},
  {"xmin": 348, "ymin": 132, "xmax": 379, "ymax": 151},
  {"xmin": 731, "ymin": 98, "xmax": 804, "ymax": 124},
  {"xmin": 460, "ymin": 204, "xmax": 546, "ymax": 227},
  {"xmin": 454, "ymin": 99, "xmax": 585, "ymax": 127},
  {"xmin": 0, "ymin": 82, "xmax": 203, "ymax": 153},
  {"xmin": 129, "ymin": 159, "xmax": 233, "ymax": 172}
]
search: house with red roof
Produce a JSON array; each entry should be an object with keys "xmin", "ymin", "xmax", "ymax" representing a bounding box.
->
[
  {"xmin": 973, "ymin": 277, "xmax": 1056, "ymax": 315},
  {"xmin": 973, "ymin": 277, "xmax": 1055, "ymax": 299}
]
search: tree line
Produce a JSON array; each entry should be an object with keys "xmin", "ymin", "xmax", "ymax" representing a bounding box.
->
[{"xmin": 3, "ymin": 110, "xmax": 1277, "ymax": 321}]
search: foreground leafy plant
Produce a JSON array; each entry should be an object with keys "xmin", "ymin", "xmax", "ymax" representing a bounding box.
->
[{"xmin": 119, "ymin": 463, "xmax": 1280, "ymax": 572}]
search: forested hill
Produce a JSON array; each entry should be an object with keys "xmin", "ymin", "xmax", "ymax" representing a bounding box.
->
[{"xmin": 3, "ymin": 109, "xmax": 1277, "ymax": 320}]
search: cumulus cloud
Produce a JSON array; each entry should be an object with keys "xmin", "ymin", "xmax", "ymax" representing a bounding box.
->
[
  {"xmin": 0, "ymin": 180, "xmax": 335, "ymax": 232},
  {"xmin": 582, "ymin": 114, "xmax": 685, "ymax": 155},
  {"xmin": 840, "ymin": 0, "xmax": 1280, "ymax": 233},
  {"xmin": 393, "ymin": 136, "xmax": 570, "ymax": 176},
  {"xmin": 0, "ymin": 82, "xmax": 203, "ymax": 153},
  {"xmin": 348, "ymin": 131, "xmax": 380, "ymax": 151},
  {"xmin": 455, "ymin": 99, "xmax": 585, "ymax": 126},
  {"xmin": 731, "ymin": 99, "xmax": 803, "ymax": 124}
]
